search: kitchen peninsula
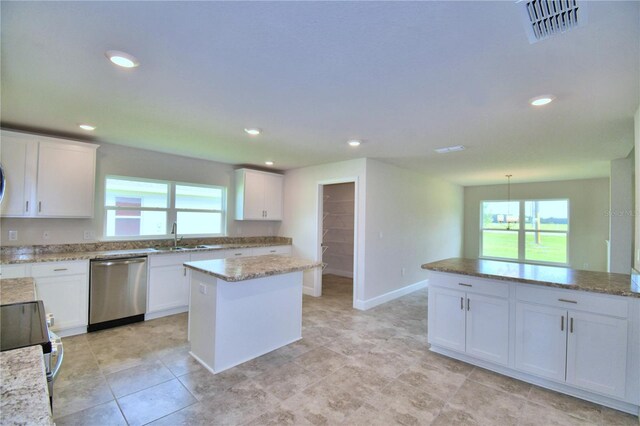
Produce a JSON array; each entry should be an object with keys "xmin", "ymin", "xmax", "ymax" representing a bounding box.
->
[
  {"xmin": 184, "ymin": 254, "xmax": 321, "ymax": 374},
  {"xmin": 422, "ymin": 258, "xmax": 640, "ymax": 416}
]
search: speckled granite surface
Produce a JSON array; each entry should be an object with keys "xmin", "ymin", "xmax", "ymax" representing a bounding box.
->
[
  {"xmin": 0, "ymin": 237, "xmax": 292, "ymax": 265},
  {"xmin": 185, "ymin": 254, "xmax": 321, "ymax": 282},
  {"xmin": 422, "ymin": 258, "xmax": 639, "ymax": 298},
  {"xmin": 0, "ymin": 346, "xmax": 53, "ymax": 426},
  {"xmin": 0, "ymin": 277, "xmax": 36, "ymax": 305}
]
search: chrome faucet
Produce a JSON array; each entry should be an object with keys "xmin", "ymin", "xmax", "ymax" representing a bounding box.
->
[{"xmin": 170, "ymin": 222, "xmax": 183, "ymax": 248}]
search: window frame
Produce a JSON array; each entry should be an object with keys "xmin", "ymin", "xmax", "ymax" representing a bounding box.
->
[
  {"xmin": 103, "ymin": 175, "xmax": 227, "ymax": 240},
  {"xmin": 479, "ymin": 198, "xmax": 570, "ymax": 266}
]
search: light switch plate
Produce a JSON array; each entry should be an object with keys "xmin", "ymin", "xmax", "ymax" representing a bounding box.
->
[
  {"xmin": 199, "ymin": 283, "xmax": 207, "ymax": 295},
  {"xmin": 8, "ymin": 230, "xmax": 17, "ymax": 241},
  {"xmin": 42, "ymin": 231, "xmax": 50, "ymax": 240}
]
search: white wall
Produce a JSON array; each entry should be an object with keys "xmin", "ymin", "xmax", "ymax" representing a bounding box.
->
[
  {"xmin": 280, "ymin": 159, "xmax": 367, "ymax": 300},
  {"xmin": 1, "ymin": 142, "xmax": 277, "ymax": 245},
  {"xmin": 609, "ymin": 154, "xmax": 634, "ymax": 273},
  {"xmin": 464, "ymin": 178, "xmax": 610, "ymax": 272},
  {"xmin": 280, "ymin": 157, "xmax": 464, "ymax": 308},
  {"xmin": 363, "ymin": 159, "xmax": 463, "ymax": 301},
  {"xmin": 635, "ymin": 106, "xmax": 640, "ymax": 271}
]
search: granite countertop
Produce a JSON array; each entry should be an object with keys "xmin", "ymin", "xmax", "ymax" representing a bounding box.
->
[
  {"xmin": 185, "ymin": 254, "xmax": 322, "ymax": 282},
  {"xmin": 0, "ymin": 344, "xmax": 53, "ymax": 425},
  {"xmin": 422, "ymin": 258, "xmax": 639, "ymax": 298},
  {"xmin": 0, "ymin": 278, "xmax": 37, "ymax": 305},
  {"xmin": 0, "ymin": 242, "xmax": 291, "ymax": 265}
]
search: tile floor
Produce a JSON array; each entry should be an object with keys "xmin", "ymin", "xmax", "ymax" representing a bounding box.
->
[{"xmin": 54, "ymin": 275, "xmax": 637, "ymax": 425}]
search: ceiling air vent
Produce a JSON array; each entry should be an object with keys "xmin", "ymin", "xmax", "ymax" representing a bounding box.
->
[{"xmin": 518, "ymin": 0, "xmax": 588, "ymax": 44}]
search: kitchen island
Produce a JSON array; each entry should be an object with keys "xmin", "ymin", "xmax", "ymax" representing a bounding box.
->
[
  {"xmin": 421, "ymin": 258, "xmax": 639, "ymax": 416},
  {"xmin": 184, "ymin": 254, "xmax": 321, "ymax": 374}
]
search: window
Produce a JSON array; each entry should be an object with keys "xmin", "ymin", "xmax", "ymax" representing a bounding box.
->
[
  {"xmin": 105, "ymin": 176, "xmax": 225, "ymax": 238},
  {"xmin": 481, "ymin": 199, "xmax": 568, "ymax": 265}
]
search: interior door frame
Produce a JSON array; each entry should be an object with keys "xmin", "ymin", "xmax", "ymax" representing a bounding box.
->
[{"xmin": 316, "ymin": 177, "xmax": 359, "ymax": 307}]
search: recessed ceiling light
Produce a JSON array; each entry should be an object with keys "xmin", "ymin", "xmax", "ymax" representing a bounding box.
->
[
  {"xmin": 78, "ymin": 124, "xmax": 96, "ymax": 131},
  {"xmin": 435, "ymin": 145, "xmax": 465, "ymax": 154},
  {"xmin": 105, "ymin": 50, "xmax": 140, "ymax": 68},
  {"xmin": 529, "ymin": 95, "xmax": 555, "ymax": 106},
  {"xmin": 347, "ymin": 140, "xmax": 361, "ymax": 147},
  {"xmin": 244, "ymin": 128, "xmax": 261, "ymax": 136},
  {"xmin": 265, "ymin": 161, "xmax": 274, "ymax": 166}
]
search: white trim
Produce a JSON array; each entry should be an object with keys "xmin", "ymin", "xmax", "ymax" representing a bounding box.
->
[
  {"xmin": 323, "ymin": 268, "xmax": 353, "ymax": 278},
  {"xmin": 302, "ymin": 286, "xmax": 317, "ymax": 297},
  {"xmin": 54, "ymin": 326, "xmax": 87, "ymax": 337},
  {"xmin": 145, "ymin": 306, "xmax": 188, "ymax": 321},
  {"xmin": 353, "ymin": 279, "xmax": 429, "ymax": 310}
]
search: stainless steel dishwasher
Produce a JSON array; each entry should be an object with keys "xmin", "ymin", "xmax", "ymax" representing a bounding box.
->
[{"xmin": 89, "ymin": 257, "xmax": 147, "ymax": 332}]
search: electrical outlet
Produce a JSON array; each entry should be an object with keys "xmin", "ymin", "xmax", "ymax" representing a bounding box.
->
[
  {"xmin": 401, "ymin": 268, "xmax": 406, "ymax": 277},
  {"xmin": 199, "ymin": 283, "xmax": 207, "ymax": 295},
  {"xmin": 583, "ymin": 263, "xmax": 589, "ymax": 269},
  {"xmin": 83, "ymin": 231, "xmax": 95, "ymax": 240},
  {"xmin": 8, "ymin": 230, "xmax": 17, "ymax": 241},
  {"xmin": 43, "ymin": 231, "xmax": 50, "ymax": 240}
]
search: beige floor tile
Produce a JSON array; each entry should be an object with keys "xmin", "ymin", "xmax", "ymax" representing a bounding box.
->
[
  {"xmin": 249, "ymin": 360, "xmax": 321, "ymax": 401},
  {"xmin": 363, "ymin": 379, "xmax": 446, "ymax": 425},
  {"xmin": 105, "ymin": 359, "xmax": 175, "ymax": 398},
  {"xmin": 442, "ymin": 380, "xmax": 526, "ymax": 426},
  {"xmin": 242, "ymin": 405, "xmax": 314, "ymax": 425},
  {"xmin": 160, "ymin": 346, "xmax": 206, "ymax": 377},
  {"xmin": 117, "ymin": 378, "xmax": 197, "ymax": 426},
  {"xmin": 53, "ymin": 375, "xmax": 114, "ymax": 419},
  {"xmin": 467, "ymin": 367, "xmax": 531, "ymax": 398},
  {"xmin": 528, "ymin": 386, "xmax": 602, "ymax": 423},
  {"xmin": 519, "ymin": 401, "xmax": 592, "ymax": 426},
  {"xmin": 396, "ymin": 361, "xmax": 468, "ymax": 401},
  {"xmin": 271, "ymin": 337, "xmax": 319, "ymax": 360},
  {"xmin": 147, "ymin": 402, "xmax": 218, "ymax": 425},
  {"xmin": 54, "ymin": 400, "xmax": 126, "ymax": 426},
  {"xmin": 55, "ymin": 350, "xmax": 101, "ymax": 388},
  {"xmin": 350, "ymin": 346, "xmax": 415, "ymax": 379},
  {"xmin": 599, "ymin": 407, "xmax": 639, "ymax": 425},
  {"xmin": 324, "ymin": 333, "xmax": 378, "ymax": 358},
  {"xmin": 178, "ymin": 367, "xmax": 248, "ymax": 401},
  {"xmin": 232, "ymin": 350, "xmax": 290, "ymax": 378},
  {"xmin": 294, "ymin": 347, "xmax": 349, "ymax": 377}
]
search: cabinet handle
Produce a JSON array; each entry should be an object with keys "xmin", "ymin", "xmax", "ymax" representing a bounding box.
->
[
  {"xmin": 25, "ymin": 201, "xmax": 29, "ymax": 212},
  {"xmin": 265, "ymin": 210, "xmax": 268, "ymax": 218},
  {"xmin": 53, "ymin": 268, "xmax": 68, "ymax": 272},
  {"xmin": 183, "ymin": 267, "xmax": 186, "ymax": 277},
  {"xmin": 561, "ymin": 316, "xmax": 564, "ymax": 331},
  {"xmin": 458, "ymin": 283, "xmax": 472, "ymax": 287},
  {"xmin": 460, "ymin": 297, "xmax": 464, "ymax": 310},
  {"xmin": 38, "ymin": 201, "xmax": 42, "ymax": 213},
  {"xmin": 234, "ymin": 253, "xmax": 242, "ymax": 256},
  {"xmin": 466, "ymin": 298, "xmax": 470, "ymax": 311},
  {"xmin": 570, "ymin": 317, "xmax": 574, "ymax": 333},
  {"xmin": 558, "ymin": 298, "xmax": 577, "ymax": 304},
  {"xmin": 270, "ymin": 250, "xmax": 276, "ymax": 253}
]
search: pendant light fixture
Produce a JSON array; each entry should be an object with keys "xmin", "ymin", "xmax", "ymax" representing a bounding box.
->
[{"xmin": 506, "ymin": 174, "xmax": 513, "ymax": 230}]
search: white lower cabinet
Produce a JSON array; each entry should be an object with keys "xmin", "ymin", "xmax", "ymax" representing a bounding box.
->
[
  {"xmin": 0, "ymin": 264, "xmax": 28, "ymax": 279},
  {"xmin": 428, "ymin": 271, "xmax": 637, "ymax": 414},
  {"xmin": 516, "ymin": 301, "xmax": 628, "ymax": 398},
  {"xmin": 147, "ymin": 253, "xmax": 191, "ymax": 315},
  {"xmin": 30, "ymin": 260, "xmax": 89, "ymax": 335},
  {"xmin": 428, "ymin": 285, "xmax": 509, "ymax": 366}
]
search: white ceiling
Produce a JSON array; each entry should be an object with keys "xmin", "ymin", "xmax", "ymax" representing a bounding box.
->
[{"xmin": 1, "ymin": 1, "xmax": 638, "ymax": 186}]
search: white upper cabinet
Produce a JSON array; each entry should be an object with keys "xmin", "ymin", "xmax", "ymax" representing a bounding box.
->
[
  {"xmin": 235, "ymin": 168, "xmax": 283, "ymax": 221},
  {"xmin": 0, "ymin": 130, "xmax": 98, "ymax": 218}
]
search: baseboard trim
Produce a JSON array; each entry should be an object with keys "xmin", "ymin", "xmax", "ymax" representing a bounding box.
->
[
  {"xmin": 145, "ymin": 306, "xmax": 188, "ymax": 321},
  {"xmin": 323, "ymin": 268, "xmax": 353, "ymax": 278},
  {"xmin": 353, "ymin": 279, "xmax": 429, "ymax": 310},
  {"xmin": 303, "ymin": 286, "xmax": 317, "ymax": 297}
]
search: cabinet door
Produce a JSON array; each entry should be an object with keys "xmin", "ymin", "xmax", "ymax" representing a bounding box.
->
[
  {"xmin": 0, "ymin": 133, "xmax": 37, "ymax": 217},
  {"xmin": 515, "ymin": 302, "xmax": 567, "ymax": 382},
  {"xmin": 466, "ymin": 294, "xmax": 509, "ymax": 366},
  {"xmin": 0, "ymin": 264, "xmax": 28, "ymax": 279},
  {"xmin": 427, "ymin": 286, "xmax": 466, "ymax": 352},
  {"xmin": 262, "ymin": 173, "xmax": 283, "ymax": 220},
  {"xmin": 148, "ymin": 256, "xmax": 190, "ymax": 313},
  {"xmin": 566, "ymin": 311, "xmax": 628, "ymax": 398},
  {"xmin": 242, "ymin": 171, "xmax": 265, "ymax": 219},
  {"xmin": 36, "ymin": 140, "xmax": 96, "ymax": 217},
  {"xmin": 36, "ymin": 274, "xmax": 89, "ymax": 331}
]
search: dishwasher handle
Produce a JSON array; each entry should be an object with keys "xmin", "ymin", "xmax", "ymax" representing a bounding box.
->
[{"xmin": 92, "ymin": 258, "xmax": 147, "ymax": 267}]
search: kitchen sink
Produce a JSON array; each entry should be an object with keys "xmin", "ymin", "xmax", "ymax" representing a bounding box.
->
[{"xmin": 152, "ymin": 246, "xmax": 189, "ymax": 251}]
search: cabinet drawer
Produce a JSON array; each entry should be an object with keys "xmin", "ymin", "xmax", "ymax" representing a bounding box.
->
[
  {"xmin": 148, "ymin": 253, "xmax": 190, "ymax": 268},
  {"xmin": 190, "ymin": 250, "xmax": 228, "ymax": 262},
  {"xmin": 429, "ymin": 272, "xmax": 509, "ymax": 298},
  {"xmin": 252, "ymin": 245, "xmax": 292, "ymax": 256},
  {"xmin": 31, "ymin": 260, "xmax": 87, "ymax": 277},
  {"xmin": 223, "ymin": 249, "xmax": 252, "ymax": 258},
  {"xmin": 0, "ymin": 264, "xmax": 29, "ymax": 279},
  {"xmin": 516, "ymin": 285, "xmax": 628, "ymax": 318}
]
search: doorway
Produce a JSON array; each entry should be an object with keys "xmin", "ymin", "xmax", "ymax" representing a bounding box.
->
[{"xmin": 320, "ymin": 182, "xmax": 355, "ymax": 304}]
